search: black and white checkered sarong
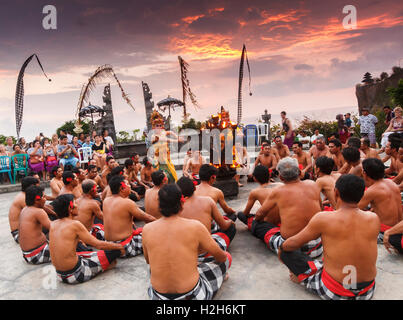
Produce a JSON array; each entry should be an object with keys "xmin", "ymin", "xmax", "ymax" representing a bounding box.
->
[
  {"xmin": 148, "ymin": 252, "xmax": 231, "ymax": 300},
  {"xmin": 113, "ymin": 228, "xmax": 143, "ymax": 258},
  {"xmin": 22, "ymin": 242, "xmax": 51, "ymax": 265},
  {"xmin": 57, "ymin": 250, "xmax": 120, "ymax": 284},
  {"xmin": 90, "ymin": 224, "xmax": 105, "ymax": 241},
  {"xmin": 11, "ymin": 229, "xmax": 19, "ymax": 244}
]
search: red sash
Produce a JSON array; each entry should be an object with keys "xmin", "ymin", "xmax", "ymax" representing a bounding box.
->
[
  {"xmin": 322, "ymin": 269, "xmax": 375, "ymax": 297},
  {"xmin": 380, "ymin": 223, "xmax": 392, "ymax": 233}
]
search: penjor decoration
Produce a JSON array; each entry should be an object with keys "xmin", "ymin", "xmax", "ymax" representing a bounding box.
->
[
  {"xmin": 74, "ymin": 64, "xmax": 134, "ymax": 133},
  {"xmin": 15, "ymin": 54, "xmax": 51, "ymax": 138},
  {"xmin": 178, "ymin": 56, "xmax": 199, "ymax": 119},
  {"xmin": 237, "ymin": 44, "xmax": 252, "ymax": 125}
]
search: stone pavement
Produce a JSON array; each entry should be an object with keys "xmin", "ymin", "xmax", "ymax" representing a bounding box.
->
[{"xmin": 1, "ymin": 178, "xmax": 403, "ymax": 300}]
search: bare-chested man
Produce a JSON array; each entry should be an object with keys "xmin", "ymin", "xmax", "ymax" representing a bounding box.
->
[
  {"xmin": 101, "ymin": 156, "xmax": 116, "ymax": 187},
  {"xmin": 339, "ymin": 147, "xmax": 363, "ymax": 177},
  {"xmin": 184, "ymin": 150, "xmax": 205, "ymax": 182},
  {"xmin": 360, "ymin": 137, "xmax": 380, "ymax": 160},
  {"xmin": 237, "ymin": 165, "xmax": 281, "ymax": 226},
  {"xmin": 309, "ymin": 137, "xmax": 331, "ymax": 162},
  {"xmin": 273, "ymin": 135, "xmax": 290, "ymax": 160},
  {"xmin": 19, "ymin": 185, "xmax": 52, "ymax": 264},
  {"xmin": 194, "ymin": 164, "xmax": 236, "ymax": 219},
  {"xmin": 141, "ymin": 157, "xmax": 154, "ymax": 188},
  {"xmin": 50, "ymin": 166, "xmax": 64, "ymax": 198},
  {"xmin": 254, "ymin": 144, "xmax": 278, "ymax": 174},
  {"xmin": 384, "ymin": 137, "xmax": 403, "ymax": 178},
  {"xmin": 72, "ymin": 167, "xmax": 86, "ymax": 198},
  {"xmin": 392, "ymin": 144, "xmax": 403, "ymax": 185},
  {"xmin": 177, "ymin": 176, "xmax": 236, "ymax": 255},
  {"xmin": 59, "ymin": 171, "xmax": 80, "ymax": 198},
  {"xmin": 328, "ymin": 139, "xmax": 345, "ymax": 170},
  {"xmin": 358, "ymin": 158, "xmax": 402, "ymax": 242},
  {"xmin": 144, "ymin": 170, "xmax": 168, "ymax": 219},
  {"xmin": 142, "ymin": 184, "xmax": 231, "ymax": 300},
  {"xmin": 87, "ymin": 164, "xmax": 105, "ymax": 191},
  {"xmin": 103, "ymin": 175, "xmax": 156, "ymax": 258},
  {"xmin": 75, "ymin": 179, "xmax": 104, "ymax": 238},
  {"xmin": 314, "ymin": 156, "xmax": 341, "ymax": 209},
  {"xmin": 125, "ymin": 158, "xmax": 148, "ymax": 197},
  {"xmin": 241, "ymin": 157, "xmax": 323, "ymax": 260},
  {"xmin": 278, "ymin": 174, "xmax": 379, "ymax": 300},
  {"xmin": 292, "ymin": 141, "xmax": 312, "ymax": 180},
  {"xmin": 49, "ymin": 194, "xmax": 124, "ymax": 284},
  {"xmin": 8, "ymin": 177, "xmax": 40, "ymax": 243}
]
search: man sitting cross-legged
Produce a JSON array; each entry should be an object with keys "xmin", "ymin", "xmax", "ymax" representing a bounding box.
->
[
  {"xmin": 50, "ymin": 166, "xmax": 64, "ymax": 198},
  {"xmin": 75, "ymin": 179, "xmax": 105, "ymax": 240},
  {"xmin": 142, "ymin": 184, "xmax": 232, "ymax": 300},
  {"xmin": 239, "ymin": 157, "xmax": 323, "ymax": 260},
  {"xmin": 103, "ymin": 175, "xmax": 156, "ymax": 258},
  {"xmin": 49, "ymin": 194, "xmax": 124, "ymax": 284},
  {"xmin": 59, "ymin": 171, "xmax": 79, "ymax": 198},
  {"xmin": 237, "ymin": 165, "xmax": 282, "ymax": 228},
  {"xmin": 144, "ymin": 170, "xmax": 168, "ymax": 219},
  {"xmin": 19, "ymin": 185, "xmax": 52, "ymax": 264},
  {"xmin": 314, "ymin": 156, "xmax": 341, "ymax": 210},
  {"xmin": 9, "ymin": 177, "xmax": 40, "ymax": 244},
  {"xmin": 194, "ymin": 164, "xmax": 236, "ymax": 222},
  {"xmin": 339, "ymin": 147, "xmax": 363, "ymax": 177},
  {"xmin": 177, "ymin": 176, "xmax": 236, "ymax": 257},
  {"xmin": 278, "ymin": 174, "xmax": 379, "ymax": 300},
  {"xmin": 358, "ymin": 158, "xmax": 402, "ymax": 242}
]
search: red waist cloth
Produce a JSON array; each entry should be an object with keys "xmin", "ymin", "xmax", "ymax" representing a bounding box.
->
[
  {"xmin": 120, "ymin": 227, "xmax": 143, "ymax": 246},
  {"xmin": 380, "ymin": 223, "xmax": 391, "ymax": 233},
  {"xmin": 322, "ymin": 269, "xmax": 374, "ymax": 297}
]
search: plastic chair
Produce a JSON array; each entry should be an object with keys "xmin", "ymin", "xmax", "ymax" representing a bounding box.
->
[
  {"xmin": 0, "ymin": 156, "xmax": 13, "ymax": 184},
  {"xmin": 78, "ymin": 147, "xmax": 92, "ymax": 167},
  {"xmin": 11, "ymin": 154, "xmax": 29, "ymax": 184}
]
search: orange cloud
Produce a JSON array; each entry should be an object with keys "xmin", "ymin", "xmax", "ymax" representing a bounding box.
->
[
  {"xmin": 182, "ymin": 14, "xmax": 205, "ymax": 24},
  {"xmin": 258, "ymin": 9, "xmax": 307, "ymax": 26},
  {"xmin": 208, "ymin": 7, "xmax": 225, "ymax": 14}
]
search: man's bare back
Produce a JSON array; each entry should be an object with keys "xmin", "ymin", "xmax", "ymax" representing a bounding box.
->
[
  {"xmin": 19, "ymin": 206, "xmax": 50, "ymax": 251},
  {"xmin": 194, "ymin": 183, "xmax": 235, "ymax": 215},
  {"xmin": 145, "ymin": 187, "xmax": 163, "ymax": 219},
  {"xmin": 316, "ymin": 173, "xmax": 340, "ymax": 208},
  {"xmin": 9, "ymin": 192, "xmax": 26, "ymax": 232},
  {"xmin": 50, "ymin": 178, "xmax": 64, "ymax": 198},
  {"xmin": 75, "ymin": 196, "xmax": 103, "ymax": 230}
]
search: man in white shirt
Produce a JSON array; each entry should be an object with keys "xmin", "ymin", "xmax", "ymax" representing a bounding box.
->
[
  {"xmin": 358, "ymin": 107, "xmax": 378, "ymax": 148},
  {"xmin": 310, "ymin": 130, "xmax": 324, "ymax": 146}
]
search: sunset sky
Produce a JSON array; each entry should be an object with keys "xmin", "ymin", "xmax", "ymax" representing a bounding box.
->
[{"xmin": 0, "ymin": 0, "xmax": 402, "ymax": 140}]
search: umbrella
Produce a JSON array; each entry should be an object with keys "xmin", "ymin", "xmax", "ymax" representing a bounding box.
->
[
  {"xmin": 79, "ymin": 104, "xmax": 105, "ymax": 118},
  {"xmin": 157, "ymin": 96, "xmax": 184, "ymax": 117}
]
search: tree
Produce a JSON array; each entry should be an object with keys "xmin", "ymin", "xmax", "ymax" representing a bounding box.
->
[
  {"xmin": 362, "ymin": 72, "xmax": 374, "ymax": 85},
  {"xmin": 56, "ymin": 120, "xmax": 90, "ymax": 136},
  {"xmin": 380, "ymin": 72, "xmax": 389, "ymax": 80},
  {"xmin": 387, "ymin": 79, "xmax": 403, "ymax": 107},
  {"xmin": 392, "ymin": 66, "xmax": 403, "ymax": 75}
]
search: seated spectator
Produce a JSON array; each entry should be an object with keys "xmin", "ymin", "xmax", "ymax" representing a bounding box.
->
[
  {"xmin": 18, "ymin": 137, "xmax": 29, "ymax": 152},
  {"xmin": 57, "ymin": 135, "xmax": 80, "ymax": 170},
  {"xmin": 92, "ymin": 135, "xmax": 107, "ymax": 170},
  {"xmin": 27, "ymin": 140, "xmax": 46, "ymax": 180},
  {"xmin": 43, "ymin": 137, "xmax": 58, "ymax": 180},
  {"xmin": 310, "ymin": 129, "xmax": 324, "ymax": 146},
  {"xmin": 0, "ymin": 145, "xmax": 11, "ymax": 183},
  {"xmin": 296, "ymin": 131, "xmax": 311, "ymax": 150},
  {"xmin": 5, "ymin": 137, "xmax": 14, "ymax": 154},
  {"xmin": 102, "ymin": 129, "xmax": 114, "ymax": 155},
  {"xmin": 71, "ymin": 136, "xmax": 82, "ymax": 151},
  {"xmin": 81, "ymin": 135, "xmax": 94, "ymax": 149}
]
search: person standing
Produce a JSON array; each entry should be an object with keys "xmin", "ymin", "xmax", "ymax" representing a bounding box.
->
[
  {"xmin": 281, "ymin": 111, "xmax": 295, "ymax": 149},
  {"xmin": 358, "ymin": 107, "xmax": 378, "ymax": 148}
]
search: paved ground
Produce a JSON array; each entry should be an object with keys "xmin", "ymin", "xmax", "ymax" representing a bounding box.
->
[{"xmin": 1, "ymin": 174, "xmax": 403, "ymax": 300}]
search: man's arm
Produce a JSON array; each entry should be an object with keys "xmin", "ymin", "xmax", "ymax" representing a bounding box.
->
[
  {"xmin": 210, "ymin": 199, "xmax": 233, "ymax": 231},
  {"xmin": 270, "ymin": 155, "xmax": 278, "ymax": 171},
  {"xmin": 284, "ymin": 145, "xmax": 291, "ymax": 157},
  {"xmin": 128, "ymin": 201, "xmax": 156, "ymax": 223},
  {"xmin": 357, "ymin": 189, "xmax": 373, "ymax": 210},
  {"xmin": 217, "ymin": 190, "xmax": 236, "ymax": 215},
  {"xmin": 303, "ymin": 152, "xmax": 312, "ymax": 174},
  {"xmin": 50, "ymin": 180, "xmax": 62, "ymax": 196},
  {"xmin": 242, "ymin": 191, "xmax": 257, "ymax": 216},
  {"xmin": 338, "ymin": 162, "xmax": 351, "ymax": 174},
  {"xmin": 75, "ymin": 221, "xmax": 124, "ymax": 253},
  {"xmin": 37, "ymin": 210, "xmax": 52, "ymax": 230},
  {"xmin": 197, "ymin": 222, "xmax": 228, "ymax": 263},
  {"xmin": 255, "ymin": 190, "xmax": 277, "ymax": 221},
  {"xmin": 183, "ymin": 160, "xmax": 191, "ymax": 178},
  {"xmin": 92, "ymin": 202, "xmax": 104, "ymax": 221}
]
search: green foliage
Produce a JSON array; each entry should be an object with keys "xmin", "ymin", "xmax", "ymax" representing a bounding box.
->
[
  {"xmin": 295, "ymin": 116, "xmax": 339, "ymax": 139},
  {"xmin": 56, "ymin": 120, "xmax": 91, "ymax": 136},
  {"xmin": 0, "ymin": 135, "xmax": 17, "ymax": 145},
  {"xmin": 117, "ymin": 129, "xmax": 142, "ymax": 143},
  {"xmin": 387, "ymin": 79, "xmax": 403, "ymax": 107},
  {"xmin": 180, "ymin": 118, "xmax": 202, "ymax": 130},
  {"xmin": 373, "ymin": 108, "xmax": 388, "ymax": 144}
]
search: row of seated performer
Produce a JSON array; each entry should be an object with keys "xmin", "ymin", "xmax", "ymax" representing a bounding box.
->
[{"xmin": 9, "ymin": 159, "xmax": 403, "ymax": 300}]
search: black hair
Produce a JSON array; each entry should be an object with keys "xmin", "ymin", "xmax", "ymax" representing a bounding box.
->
[
  {"xmin": 383, "ymin": 106, "xmax": 391, "ymax": 109},
  {"xmin": 88, "ymin": 164, "xmax": 97, "ymax": 172},
  {"xmin": 21, "ymin": 176, "xmax": 40, "ymax": 192},
  {"xmin": 109, "ymin": 175, "xmax": 126, "ymax": 195},
  {"xmin": 281, "ymin": 111, "xmax": 286, "ymax": 115},
  {"xmin": 329, "ymin": 139, "xmax": 342, "ymax": 148},
  {"xmin": 62, "ymin": 171, "xmax": 75, "ymax": 185},
  {"xmin": 158, "ymin": 184, "xmax": 182, "ymax": 217},
  {"xmin": 315, "ymin": 156, "xmax": 335, "ymax": 175},
  {"xmin": 111, "ymin": 165, "xmax": 124, "ymax": 177},
  {"xmin": 362, "ymin": 158, "xmax": 385, "ymax": 180},
  {"xmin": 72, "ymin": 167, "xmax": 81, "ymax": 175},
  {"xmin": 177, "ymin": 176, "xmax": 196, "ymax": 197},
  {"xmin": 51, "ymin": 166, "xmax": 60, "ymax": 178},
  {"xmin": 199, "ymin": 164, "xmax": 218, "ymax": 181},
  {"xmin": 106, "ymin": 155, "xmax": 114, "ymax": 164},
  {"xmin": 329, "ymin": 132, "xmax": 340, "ymax": 139},
  {"xmin": 361, "ymin": 137, "xmax": 371, "ymax": 147},
  {"xmin": 82, "ymin": 179, "xmax": 96, "ymax": 194},
  {"xmin": 25, "ymin": 185, "xmax": 44, "ymax": 206},
  {"xmin": 151, "ymin": 170, "xmax": 166, "ymax": 186},
  {"xmin": 60, "ymin": 135, "xmax": 67, "ymax": 141},
  {"xmin": 142, "ymin": 157, "xmax": 150, "ymax": 166},
  {"xmin": 388, "ymin": 133, "xmax": 402, "ymax": 152},
  {"xmin": 347, "ymin": 137, "xmax": 361, "ymax": 149},
  {"xmin": 335, "ymin": 174, "xmax": 365, "ymax": 204},
  {"xmin": 253, "ymin": 165, "xmax": 271, "ymax": 184},
  {"xmin": 52, "ymin": 194, "xmax": 75, "ymax": 219},
  {"xmin": 342, "ymin": 147, "xmax": 360, "ymax": 163},
  {"xmin": 124, "ymin": 158, "xmax": 134, "ymax": 169},
  {"xmin": 292, "ymin": 141, "xmax": 302, "ymax": 148},
  {"xmin": 64, "ymin": 164, "xmax": 73, "ymax": 172},
  {"xmin": 274, "ymin": 135, "xmax": 282, "ymax": 140}
]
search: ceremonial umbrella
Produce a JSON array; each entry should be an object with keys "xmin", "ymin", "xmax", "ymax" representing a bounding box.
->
[
  {"xmin": 77, "ymin": 104, "xmax": 105, "ymax": 132},
  {"xmin": 157, "ymin": 96, "xmax": 184, "ymax": 118}
]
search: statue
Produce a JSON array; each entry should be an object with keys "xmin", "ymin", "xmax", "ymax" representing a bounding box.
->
[{"xmin": 142, "ymin": 81, "xmax": 155, "ymax": 132}]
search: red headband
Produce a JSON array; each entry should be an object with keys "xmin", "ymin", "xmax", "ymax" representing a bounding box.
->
[
  {"xmin": 66, "ymin": 177, "xmax": 73, "ymax": 182},
  {"xmin": 181, "ymin": 195, "xmax": 186, "ymax": 203},
  {"xmin": 120, "ymin": 182, "xmax": 127, "ymax": 189},
  {"xmin": 35, "ymin": 195, "xmax": 42, "ymax": 200},
  {"xmin": 69, "ymin": 201, "xmax": 74, "ymax": 209},
  {"xmin": 193, "ymin": 180, "xmax": 198, "ymax": 186}
]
